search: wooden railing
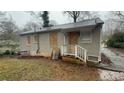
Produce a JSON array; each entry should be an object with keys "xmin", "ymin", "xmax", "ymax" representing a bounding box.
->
[
  {"xmin": 61, "ymin": 44, "xmax": 87, "ymax": 63},
  {"xmin": 75, "ymin": 45, "xmax": 87, "ymax": 62}
]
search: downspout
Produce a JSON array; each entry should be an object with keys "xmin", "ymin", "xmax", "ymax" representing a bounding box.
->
[
  {"xmin": 36, "ymin": 34, "xmax": 40, "ymax": 54},
  {"xmin": 34, "ymin": 26, "xmax": 40, "ymax": 54}
]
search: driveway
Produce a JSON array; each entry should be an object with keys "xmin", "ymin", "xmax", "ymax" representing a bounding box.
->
[{"xmin": 100, "ymin": 48, "xmax": 124, "ymax": 72}]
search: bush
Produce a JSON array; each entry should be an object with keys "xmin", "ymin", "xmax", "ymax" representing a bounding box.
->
[
  {"xmin": 106, "ymin": 32, "xmax": 124, "ymax": 48},
  {"xmin": 11, "ymin": 51, "xmax": 16, "ymax": 55},
  {"xmin": 0, "ymin": 52, "xmax": 3, "ymax": 56},
  {"xmin": 0, "ymin": 50, "xmax": 17, "ymax": 56},
  {"xmin": 4, "ymin": 50, "xmax": 11, "ymax": 55},
  {"xmin": 113, "ymin": 42, "xmax": 124, "ymax": 48}
]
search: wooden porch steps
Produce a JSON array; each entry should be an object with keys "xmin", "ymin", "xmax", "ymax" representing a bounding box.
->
[
  {"xmin": 61, "ymin": 44, "xmax": 87, "ymax": 63},
  {"xmin": 62, "ymin": 55, "xmax": 85, "ymax": 65}
]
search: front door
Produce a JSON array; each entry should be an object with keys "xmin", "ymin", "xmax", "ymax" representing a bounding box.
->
[
  {"xmin": 68, "ymin": 32, "xmax": 79, "ymax": 53},
  {"xmin": 68, "ymin": 32, "xmax": 79, "ymax": 45}
]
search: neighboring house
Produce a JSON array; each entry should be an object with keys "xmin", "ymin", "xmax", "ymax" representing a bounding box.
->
[{"xmin": 19, "ymin": 18, "xmax": 104, "ymax": 63}]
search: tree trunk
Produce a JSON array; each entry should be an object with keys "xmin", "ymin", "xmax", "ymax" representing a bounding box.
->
[{"xmin": 74, "ymin": 16, "xmax": 77, "ymax": 23}]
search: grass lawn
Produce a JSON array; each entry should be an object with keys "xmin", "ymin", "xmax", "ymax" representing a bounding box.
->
[{"xmin": 0, "ymin": 57, "xmax": 100, "ymax": 81}]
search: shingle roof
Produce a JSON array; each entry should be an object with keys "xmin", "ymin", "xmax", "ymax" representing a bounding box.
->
[{"xmin": 20, "ymin": 18, "xmax": 104, "ymax": 35}]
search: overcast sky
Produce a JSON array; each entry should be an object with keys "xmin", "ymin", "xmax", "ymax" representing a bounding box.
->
[
  {"xmin": 8, "ymin": 11, "xmax": 70, "ymax": 27},
  {"xmin": 7, "ymin": 11, "xmax": 109, "ymax": 28}
]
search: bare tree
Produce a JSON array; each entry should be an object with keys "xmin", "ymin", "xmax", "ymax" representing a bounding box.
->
[
  {"xmin": 112, "ymin": 11, "xmax": 124, "ymax": 19},
  {"xmin": 0, "ymin": 12, "xmax": 20, "ymax": 52},
  {"xmin": 64, "ymin": 11, "xmax": 98, "ymax": 23},
  {"xmin": 102, "ymin": 11, "xmax": 124, "ymax": 40},
  {"xmin": 27, "ymin": 11, "xmax": 43, "ymax": 26},
  {"xmin": 26, "ymin": 11, "xmax": 46, "ymax": 54},
  {"xmin": 28, "ymin": 11, "xmax": 58, "ymax": 27},
  {"xmin": 64, "ymin": 11, "xmax": 81, "ymax": 23},
  {"xmin": 79, "ymin": 11, "xmax": 99, "ymax": 21},
  {"xmin": 49, "ymin": 20, "xmax": 57, "ymax": 26},
  {"xmin": 22, "ymin": 21, "xmax": 39, "ymax": 31},
  {"xmin": 0, "ymin": 19, "xmax": 18, "ymax": 40},
  {"xmin": 110, "ymin": 11, "xmax": 124, "ymax": 32}
]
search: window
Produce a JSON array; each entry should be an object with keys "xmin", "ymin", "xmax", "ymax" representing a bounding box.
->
[
  {"xmin": 80, "ymin": 31, "xmax": 92, "ymax": 43},
  {"xmin": 34, "ymin": 35, "xmax": 38, "ymax": 43},
  {"xmin": 27, "ymin": 36, "xmax": 31, "ymax": 44}
]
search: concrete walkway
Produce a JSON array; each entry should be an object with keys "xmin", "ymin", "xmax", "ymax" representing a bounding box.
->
[{"xmin": 99, "ymin": 48, "xmax": 124, "ymax": 72}]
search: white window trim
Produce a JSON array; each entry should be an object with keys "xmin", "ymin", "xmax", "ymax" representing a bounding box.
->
[{"xmin": 80, "ymin": 31, "xmax": 92, "ymax": 43}]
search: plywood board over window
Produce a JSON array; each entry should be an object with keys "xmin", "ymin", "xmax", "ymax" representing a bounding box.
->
[
  {"xmin": 27, "ymin": 36, "xmax": 31, "ymax": 44},
  {"xmin": 34, "ymin": 35, "xmax": 38, "ymax": 43},
  {"xmin": 50, "ymin": 32, "xmax": 60, "ymax": 59},
  {"xmin": 49, "ymin": 32, "xmax": 58, "ymax": 48}
]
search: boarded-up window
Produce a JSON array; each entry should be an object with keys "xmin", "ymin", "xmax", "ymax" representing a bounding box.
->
[
  {"xmin": 80, "ymin": 31, "xmax": 92, "ymax": 43},
  {"xmin": 34, "ymin": 35, "xmax": 38, "ymax": 43},
  {"xmin": 27, "ymin": 36, "xmax": 31, "ymax": 44},
  {"xmin": 49, "ymin": 32, "xmax": 58, "ymax": 48}
]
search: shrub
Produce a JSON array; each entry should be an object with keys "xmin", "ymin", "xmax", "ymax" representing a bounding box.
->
[
  {"xmin": 0, "ymin": 52, "xmax": 3, "ymax": 56},
  {"xmin": 0, "ymin": 50, "xmax": 17, "ymax": 56},
  {"xmin": 106, "ymin": 37, "xmax": 114, "ymax": 47},
  {"xmin": 106, "ymin": 32, "xmax": 124, "ymax": 48},
  {"xmin": 113, "ymin": 42, "xmax": 124, "ymax": 48},
  {"xmin": 4, "ymin": 50, "xmax": 10, "ymax": 55},
  {"xmin": 11, "ymin": 51, "xmax": 16, "ymax": 55}
]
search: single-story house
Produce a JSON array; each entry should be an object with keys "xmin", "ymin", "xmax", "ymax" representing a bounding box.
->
[{"xmin": 19, "ymin": 18, "xmax": 104, "ymax": 63}]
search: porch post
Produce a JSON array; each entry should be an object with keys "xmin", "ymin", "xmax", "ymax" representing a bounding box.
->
[
  {"xmin": 84, "ymin": 49, "xmax": 87, "ymax": 63},
  {"xmin": 64, "ymin": 32, "xmax": 66, "ymax": 45},
  {"xmin": 61, "ymin": 46, "xmax": 63, "ymax": 56},
  {"xmin": 75, "ymin": 45, "xmax": 77, "ymax": 57}
]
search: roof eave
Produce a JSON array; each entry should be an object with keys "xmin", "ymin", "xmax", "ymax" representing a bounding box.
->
[{"xmin": 20, "ymin": 28, "xmax": 61, "ymax": 36}]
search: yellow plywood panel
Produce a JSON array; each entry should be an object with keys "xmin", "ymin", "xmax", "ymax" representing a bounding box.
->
[{"xmin": 49, "ymin": 32, "xmax": 58, "ymax": 48}]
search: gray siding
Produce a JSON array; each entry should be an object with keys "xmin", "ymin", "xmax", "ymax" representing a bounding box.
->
[
  {"xmin": 20, "ymin": 27, "xmax": 101, "ymax": 60},
  {"xmin": 78, "ymin": 28, "xmax": 100, "ymax": 57},
  {"xmin": 20, "ymin": 35, "xmax": 38, "ymax": 55}
]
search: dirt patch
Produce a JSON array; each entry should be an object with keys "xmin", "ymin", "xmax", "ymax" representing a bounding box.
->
[
  {"xmin": 101, "ymin": 53, "xmax": 112, "ymax": 64},
  {"xmin": 51, "ymin": 60, "xmax": 100, "ymax": 80},
  {"xmin": 62, "ymin": 56, "xmax": 85, "ymax": 65}
]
